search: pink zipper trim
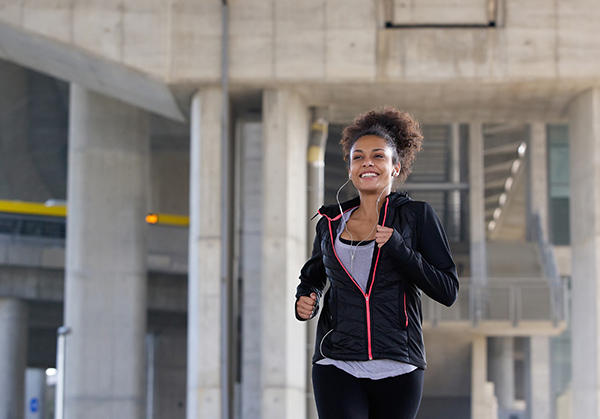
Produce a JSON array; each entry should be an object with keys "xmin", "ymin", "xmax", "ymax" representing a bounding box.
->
[
  {"xmin": 326, "ymin": 198, "xmax": 390, "ymax": 361},
  {"xmin": 404, "ymin": 293, "xmax": 408, "ymax": 328},
  {"xmin": 320, "ymin": 205, "xmax": 359, "ymax": 222}
]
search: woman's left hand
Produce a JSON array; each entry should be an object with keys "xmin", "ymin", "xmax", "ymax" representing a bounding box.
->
[{"xmin": 375, "ymin": 225, "xmax": 394, "ymax": 248}]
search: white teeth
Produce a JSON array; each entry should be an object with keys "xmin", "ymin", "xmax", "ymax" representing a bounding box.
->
[{"xmin": 360, "ymin": 173, "xmax": 377, "ymax": 178}]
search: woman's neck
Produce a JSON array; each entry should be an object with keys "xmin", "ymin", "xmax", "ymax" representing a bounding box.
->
[{"xmin": 356, "ymin": 188, "xmax": 391, "ymax": 221}]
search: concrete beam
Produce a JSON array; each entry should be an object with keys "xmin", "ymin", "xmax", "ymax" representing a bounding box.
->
[{"xmin": 0, "ymin": 21, "xmax": 184, "ymax": 122}]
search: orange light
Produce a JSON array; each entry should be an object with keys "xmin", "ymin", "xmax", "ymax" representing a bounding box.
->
[{"xmin": 146, "ymin": 213, "xmax": 159, "ymax": 224}]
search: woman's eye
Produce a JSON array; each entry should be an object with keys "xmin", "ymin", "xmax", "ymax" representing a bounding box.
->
[{"xmin": 353, "ymin": 155, "xmax": 362, "ymax": 160}]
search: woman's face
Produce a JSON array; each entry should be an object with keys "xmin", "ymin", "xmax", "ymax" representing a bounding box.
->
[{"xmin": 348, "ymin": 135, "xmax": 400, "ymax": 194}]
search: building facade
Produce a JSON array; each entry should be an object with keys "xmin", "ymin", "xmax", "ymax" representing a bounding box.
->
[{"xmin": 0, "ymin": 0, "xmax": 598, "ymax": 418}]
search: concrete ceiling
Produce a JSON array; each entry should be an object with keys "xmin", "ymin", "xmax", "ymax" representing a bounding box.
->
[
  {"xmin": 293, "ymin": 80, "xmax": 598, "ymax": 124},
  {"xmin": 0, "ymin": 21, "xmax": 185, "ymax": 122}
]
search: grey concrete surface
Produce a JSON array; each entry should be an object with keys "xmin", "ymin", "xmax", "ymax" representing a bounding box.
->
[{"xmin": 64, "ymin": 85, "xmax": 149, "ymax": 419}]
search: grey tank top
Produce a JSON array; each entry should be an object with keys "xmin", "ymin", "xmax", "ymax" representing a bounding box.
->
[{"xmin": 316, "ymin": 207, "xmax": 417, "ymax": 379}]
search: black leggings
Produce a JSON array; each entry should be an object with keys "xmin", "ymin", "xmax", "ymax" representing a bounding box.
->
[{"xmin": 312, "ymin": 364, "xmax": 424, "ymax": 419}]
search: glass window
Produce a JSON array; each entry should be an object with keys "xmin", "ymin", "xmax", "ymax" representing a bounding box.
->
[{"xmin": 547, "ymin": 124, "xmax": 570, "ymax": 245}]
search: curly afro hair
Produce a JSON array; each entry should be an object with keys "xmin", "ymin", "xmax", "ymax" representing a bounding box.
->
[{"xmin": 340, "ymin": 106, "xmax": 423, "ymax": 183}]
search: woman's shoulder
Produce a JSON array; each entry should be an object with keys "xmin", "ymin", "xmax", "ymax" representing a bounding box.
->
[
  {"xmin": 389, "ymin": 192, "xmax": 428, "ymax": 213},
  {"xmin": 391, "ymin": 197, "xmax": 439, "ymax": 223}
]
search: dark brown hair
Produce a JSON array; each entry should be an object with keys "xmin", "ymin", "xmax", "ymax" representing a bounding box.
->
[{"xmin": 340, "ymin": 106, "xmax": 423, "ymax": 182}]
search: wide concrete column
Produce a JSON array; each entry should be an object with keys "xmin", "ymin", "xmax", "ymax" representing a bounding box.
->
[
  {"xmin": 0, "ymin": 298, "xmax": 28, "ymax": 419},
  {"xmin": 187, "ymin": 87, "xmax": 223, "ymax": 419},
  {"xmin": 568, "ymin": 88, "xmax": 600, "ymax": 419},
  {"xmin": 261, "ymin": 89, "xmax": 309, "ymax": 419},
  {"xmin": 64, "ymin": 85, "xmax": 149, "ymax": 419},
  {"xmin": 488, "ymin": 337, "xmax": 515, "ymax": 417}
]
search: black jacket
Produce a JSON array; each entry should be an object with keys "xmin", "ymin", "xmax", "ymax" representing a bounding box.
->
[{"xmin": 295, "ymin": 192, "xmax": 459, "ymax": 369}]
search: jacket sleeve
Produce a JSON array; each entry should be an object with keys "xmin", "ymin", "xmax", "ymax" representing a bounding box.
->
[
  {"xmin": 385, "ymin": 202, "xmax": 459, "ymax": 306},
  {"xmin": 295, "ymin": 225, "xmax": 328, "ymax": 321}
]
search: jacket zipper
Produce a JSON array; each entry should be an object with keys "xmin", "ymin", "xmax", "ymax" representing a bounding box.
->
[{"xmin": 326, "ymin": 198, "xmax": 390, "ymax": 360}]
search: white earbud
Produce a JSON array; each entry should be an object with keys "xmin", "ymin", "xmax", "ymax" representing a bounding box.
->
[
  {"xmin": 349, "ymin": 173, "xmax": 352, "ymax": 179},
  {"xmin": 392, "ymin": 171, "xmax": 398, "ymax": 177}
]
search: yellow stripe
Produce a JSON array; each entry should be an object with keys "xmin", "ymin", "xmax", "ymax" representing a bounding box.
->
[
  {"xmin": 146, "ymin": 213, "xmax": 189, "ymax": 226},
  {"xmin": 307, "ymin": 145, "xmax": 324, "ymax": 163},
  {"xmin": 0, "ymin": 200, "xmax": 67, "ymax": 217},
  {"xmin": 311, "ymin": 122, "xmax": 327, "ymax": 131},
  {"xmin": 0, "ymin": 200, "xmax": 189, "ymax": 226}
]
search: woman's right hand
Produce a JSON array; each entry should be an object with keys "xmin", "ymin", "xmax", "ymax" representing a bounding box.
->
[{"xmin": 296, "ymin": 293, "xmax": 317, "ymax": 319}]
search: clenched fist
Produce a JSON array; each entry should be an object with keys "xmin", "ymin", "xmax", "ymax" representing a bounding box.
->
[{"xmin": 297, "ymin": 293, "xmax": 317, "ymax": 320}]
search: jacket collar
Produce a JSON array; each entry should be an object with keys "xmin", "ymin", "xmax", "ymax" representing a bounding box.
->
[{"xmin": 317, "ymin": 191, "xmax": 412, "ymax": 221}]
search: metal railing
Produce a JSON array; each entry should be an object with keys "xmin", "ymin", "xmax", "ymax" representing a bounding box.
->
[{"xmin": 423, "ymin": 277, "xmax": 568, "ymax": 327}]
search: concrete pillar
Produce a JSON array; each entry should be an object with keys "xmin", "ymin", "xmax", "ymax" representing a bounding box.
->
[
  {"xmin": 527, "ymin": 123, "xmax": 554, "ymax": 419},
  {"xmin": 448, "ymin": 123, "xmax": 462, "ymax": 243},
  {"xmin": 488, "ymin": 337, "xmax": 515, "ymax": 416},
  {"xmin": 469, "ymin": 123, "xmax": 495, "ymax": 419},
  {"xmin": 64, "ymin": 85, "xmax": 149, "ymax": 419},
  {"xmin": 306, "ymin": 111, "xmax": 328, "ymax": 419},
  {"xmin": 187, "ymin": 87, "xmax": 223, "ymax": 419},
  {"xmin": 529, "ymin": 123, "xmax": 549, "ymax": 235},
  {"xmin": 261, "ymin": 89, "xmax": 309, "ymax": 419},
  {"xmin": 526, "ymin": 337, "xmax": 552, "ymax": 419},
  {"xmin": 472, "ymin": 335, "xmax": 498, "ymax": 419},
  {"xmin": 0, "ymin": 298, "xmax": 28, "ymax": 419},
  {"xmin": 568, "ymin": 88, "xmax": 600, "ymax": 419},
  {"xmin": 469, "ymin": 123, "xmax": 488, "ymax": 320},
  {"xmin": 238, "ymin": 120, "xmax": 263, "ymax": 419}
]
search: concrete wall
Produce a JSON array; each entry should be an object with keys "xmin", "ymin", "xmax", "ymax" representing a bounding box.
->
[
  {"xmin": 0, "ymin": 60, "xmax": 53, "ymax": 202},
  {"xmin": 1, "ymin": 0, "xmax": 599, "ymax": 84}
]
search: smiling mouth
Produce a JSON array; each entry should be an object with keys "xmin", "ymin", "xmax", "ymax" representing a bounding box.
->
[{"xmin": 360, "ymin": 172, "xmax": 379, "ymax": 178}]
